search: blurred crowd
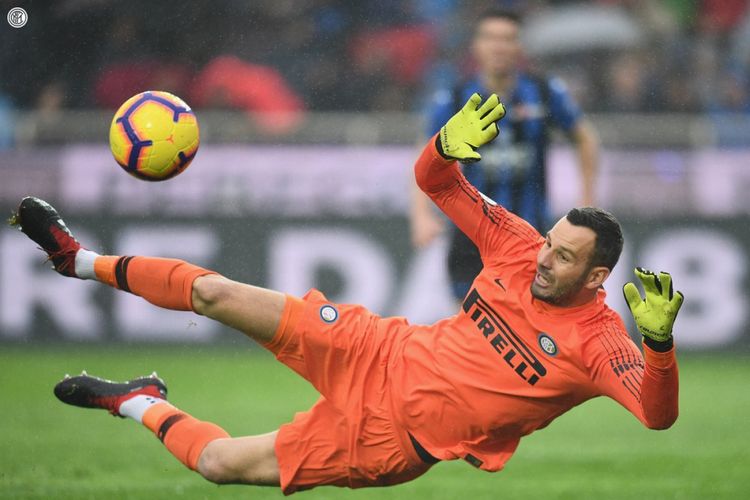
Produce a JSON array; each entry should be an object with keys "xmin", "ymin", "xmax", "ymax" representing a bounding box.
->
[{"xmin": 1, "ymin": 0, "xmax": 749, "ymax": 118}]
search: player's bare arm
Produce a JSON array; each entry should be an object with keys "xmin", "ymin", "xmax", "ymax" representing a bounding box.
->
[{"xmin": 571, "ymin": 119, "xmax": 599, "ymax": 206}]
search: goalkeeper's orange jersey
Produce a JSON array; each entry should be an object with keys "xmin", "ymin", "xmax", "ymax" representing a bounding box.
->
[{"xmin": 388, "ymin": 140, "xmax": 679, "ymax": 472}]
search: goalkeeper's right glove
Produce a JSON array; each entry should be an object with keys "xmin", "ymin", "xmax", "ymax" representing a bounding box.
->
[
  {"xmin": 623, "ymin": 268, "xmax": 684, "ymax": 350},
  {"xmin": 436, "ymin": 93, "xmax": 506, "ymax": 163}
]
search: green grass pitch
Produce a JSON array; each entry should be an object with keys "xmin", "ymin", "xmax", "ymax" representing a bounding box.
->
[{"xmin": 1, "ymin": 345, "xmax": 748, "ymax": 499}]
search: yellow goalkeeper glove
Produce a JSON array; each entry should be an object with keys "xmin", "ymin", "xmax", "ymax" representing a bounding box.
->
[
  {"xmin": 623, "ymin": 268, "xmax": 684, "ymax": 344},
  {"xmin": 436, "ymin": 93, "xmax": 506, "ymax": 163}
]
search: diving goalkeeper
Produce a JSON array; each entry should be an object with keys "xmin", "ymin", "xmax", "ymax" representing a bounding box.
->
[{"xmin": 11, "ymin": 93, "xmax": 683, "ymax": 494}]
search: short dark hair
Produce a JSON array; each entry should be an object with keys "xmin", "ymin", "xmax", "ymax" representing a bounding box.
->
[
  {"xmin": 566, "ymin": 207, "xmax": 624, "ymax": 271},
  {"xmin": 476, "ymin": 8, "xmax": 523, "ymax": 28}
]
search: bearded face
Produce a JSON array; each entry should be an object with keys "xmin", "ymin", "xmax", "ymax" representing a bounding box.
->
[{"xmin": 531, "ymin": 218, "xmax": 609, "ymax": 307}]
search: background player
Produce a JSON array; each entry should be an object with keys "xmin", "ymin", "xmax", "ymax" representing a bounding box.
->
[
  {"xmin": 412, "ymin": 9, "xmax": 599, "ymax": 302},
  {"xmin": 11, "ymin": 94, "xmax": 681, "ymax": 495}
]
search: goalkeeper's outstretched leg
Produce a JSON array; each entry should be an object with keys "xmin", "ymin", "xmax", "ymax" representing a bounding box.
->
[
  {"xmin": 54, "ymin": 372, "xmax": 281, "ymax": 486},
  {"xmin": 10, "ymin": 196, "xmax": 288, "ymax": 345},
  {"xmin": 12, "ymin": 196, "xmax": 439, "ymax": 493},
  {"xmin": 12, "ymin": 196, "xmax": 321, "ymax": 488}
]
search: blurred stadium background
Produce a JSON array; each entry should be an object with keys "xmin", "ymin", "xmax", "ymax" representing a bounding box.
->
[{"xmin": 1, "ymin": 1, "xmax": 749, "ymax": 498}]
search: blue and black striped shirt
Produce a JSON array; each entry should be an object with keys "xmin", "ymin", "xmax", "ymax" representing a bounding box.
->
[{"xmin": 425, "ymin": 73, "xmax": 582, "ymax": 232}]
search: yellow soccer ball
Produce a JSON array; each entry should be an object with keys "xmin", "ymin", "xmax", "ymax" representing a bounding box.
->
[{"xmin": 109, "ymin": 91, "xmax": 199, "ymax": 181}]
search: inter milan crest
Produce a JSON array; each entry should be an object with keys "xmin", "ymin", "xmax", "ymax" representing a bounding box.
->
[
  {"xmin": 319, "ymin": 305, "xmax": 339, "ymax": 324},
  {"xmin": 538, "ymin": 333, "xmax": 558, "ymax": 356}
]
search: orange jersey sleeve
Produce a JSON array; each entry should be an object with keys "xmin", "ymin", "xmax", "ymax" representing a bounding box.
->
[
  {"xmin": 584, "ymin": 314, "xmax": 679, "ymax": 429},
  {"xmin": 414, "ymin": 136, "xmax": 542, "ymax": 265}
]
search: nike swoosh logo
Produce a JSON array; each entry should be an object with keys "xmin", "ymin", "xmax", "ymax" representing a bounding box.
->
[{"xmin": 494, "ymin": 278, "xmax": 506, "ymax": 291}]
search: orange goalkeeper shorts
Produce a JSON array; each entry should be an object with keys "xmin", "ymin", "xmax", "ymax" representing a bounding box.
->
[{"xmin": 264, "ymin": 289, "xmax": 434, "ymax": 495}]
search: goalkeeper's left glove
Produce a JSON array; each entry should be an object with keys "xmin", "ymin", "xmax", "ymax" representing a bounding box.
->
[
  {"xmin": 623, "ymin": 268, "xmax": 684, "ymax": 348},
  {"xmin": 436, "ymin": 93, "xmax": 506, "ymax": 163}
]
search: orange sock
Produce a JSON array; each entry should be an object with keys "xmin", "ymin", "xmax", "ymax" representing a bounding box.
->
[
  {"xmin": 141, "ymin": 402, "xmax": 229, "ymax": 470},
  {"xmin": 94, "ymin": 256, "xmax": 216, "ymax": 311}
]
